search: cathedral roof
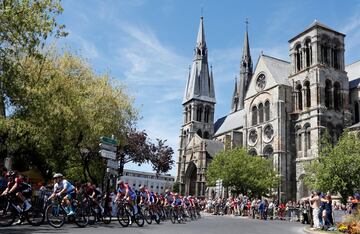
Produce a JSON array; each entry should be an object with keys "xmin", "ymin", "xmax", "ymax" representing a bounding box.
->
[
  {"xmin": 202, "ymin": 139, "xmax": 224, "ymax": 158},
  {"xmin": 259, "ymin": 54, "xmax": 291, "ymax": 86},
  {"xmin": 213, "ymin": 109, "xmax": 245, "ymax": 136}
]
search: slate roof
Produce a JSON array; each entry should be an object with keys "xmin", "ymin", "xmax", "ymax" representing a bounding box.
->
[
  {"xmin": 203, "ymin": 139, "xmax": 224, "ymax": 157},
  {"xmin": 213, "ymin": 109, "xmax": 244, "ymax": 136},
  {"xmin": 261, "ymin": 54, "xmax": 291, "ymax": 86}
]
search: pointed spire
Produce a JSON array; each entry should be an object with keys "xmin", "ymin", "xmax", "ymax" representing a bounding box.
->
[
  {"xmin": 196, "ymin": 16, "xmax": 206, "ymax": 49},
  {"xmin": 183, "ymin": 17, "xmax": 215, "ymax": 105},
  {"xmin": 242, "ymin": 18, "xmax": 251, "ymax": 63},
  {"xmin": 237, "ymin": 18, "xmax": 253, "ymax": 110}
]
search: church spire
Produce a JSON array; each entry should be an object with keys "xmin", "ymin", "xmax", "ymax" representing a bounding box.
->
[
  {"xmin": 196, "ymin": 16, "xmax": 206, "ymax": 49},
  {"xmin": 237, "ymin": 19, "xmax": 253, "ymax": 110},
  {"xmin": 183, "ymin": 17, "xmax": 215, "ymax": 105}
]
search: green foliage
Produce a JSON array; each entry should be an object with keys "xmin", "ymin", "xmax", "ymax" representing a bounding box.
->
[
  {"xmin": 0, "ymin": 50, "xmax": 137, "ymax": 184},
  {"xmin": 0, "ymin": 0, "xmax": 67, "ymax": 116},
  {"xmin": 206, "ymin": 147, "xmax": 278, "ymax": 197},
  {"xmin": 304, "ymin": 131, "xmax": 360, "ymax": 203}
]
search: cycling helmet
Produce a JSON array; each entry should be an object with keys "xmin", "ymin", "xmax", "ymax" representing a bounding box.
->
[{"xmin": 53, "ymin": 173, "xmax": 63, "ymax": 179}]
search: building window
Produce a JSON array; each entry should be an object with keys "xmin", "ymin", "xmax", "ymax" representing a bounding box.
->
[
  {"xmin": 161, "ymin": 187, "xmax": 163, "ymax": 189},
  {"xmin": 296, "ymin": 84, "xmax": 303, "ymax": 111},
  {"xmin": 305, "ymin": 39, "xmax": 312, "ymax": 68},
  {"xmin": 264, "ymin": 101, "xmax": 270, "ymax": 121},
  {"xmin": 197, "ymin": 129, "xmax": 202, "ymax": 138},
  {"xmin": 304, "ymin": 81, "xmax": 311, "ymax": 108},
  {"xmin": 133, "ymin": 184, "xmax": 136, "ymax": 187},
  {"xmin": 252, "ymin": 106, "xmax": 258, "ymax": 125},
  {"xmin": 263, "ymin": 145, "xmax": 274, "ymax": 158},
  {"xmin": 325, "ymin": 80, "xmax": 332, "ymax": 109},
  {"xmin": 295, "ymin": 44, "xmax": 302, "ymax": 71},
  {"xmin": 203, "ymin": 131, "xmax": 209, "ymax": 139},
  {"xmin": 333, "ymin": 82, "xmax": 341, "ymax": 110},
  {"xmin": 248, "ymin": 148, "xmax": 257, "ymax": 156},
  {"xmin": 258, "ymin": 103, "xmax": 264, "ymax": 124}
]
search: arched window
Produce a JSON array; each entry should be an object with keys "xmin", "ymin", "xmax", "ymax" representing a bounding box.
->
[
  {"xmin": 333, "ymin": 46, "xmax": 339, "ymax": 69},
  {"xmin": 305, "ymin": 39, "xmax": 312, "ymax": 68},
  {"xmin": 295, "ymin": 126, "xmax": 302, "ymax": 153},
  {"xmin": 189, "ymin": 105, "xmax": 192, "ymax": 122},
  {"xmin": 204, "ymin": 106, "xmax": 209, "ymax": 123},
  {"xmin": 203, "ymin": 131, "xmax": 209, "ymax": 139},
  {"xmin": 296, "ymin": 84, "xmax": 303, "ymax": 110},
  {"xmin": 185, "ymin": 107, "xmax": 188, "ymax": 122},
  {"xmin": 252, "ymin": 106, "xmax": 258, "ymax": 126},
  {"xmin": 304, "ymin": 81, "xmax": 311, "ymax": 108},
  {"xmin": 248, "ymin": 148, "xmax": 257, "ymax": 156},
  {"xmin": 265, "ymin": 101, "xmax": 270, "ymax": 121},
  {"xmin": 197, "ymin": 105, "xmax": 203, "ymax": 122},
  {"xmin": 355, "ymin": 102, "xmax": 359, "ymax": 123},
  {"xmin": 304, "ymin": 124, "xmax": 311, "ymax": 152},
  {"xmin": 258, "ymin": 103, "xmax": 264, "ymax": 124},
  {"xmin": 333, "ymin": 82, "xmax": 341, "ymax": 110},
  {"xmin": 196, "ymin": 129, "xmax": 202, "ymax": 138},
  {"xmin": 296, "ymin": 44, "xmax": 302, "ymax": 71},
  {"xmin": 325, "ymin": 80, "xmax": 332, "ymax": 109}
]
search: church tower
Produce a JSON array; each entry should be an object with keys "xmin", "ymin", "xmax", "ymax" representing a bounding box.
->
[
  {"xmin": 231, "ymin": 22, "xmax": 253, "ymax": 112},
  {"xmin": 181, "ymin": 16, "xmax": 216, "ymax": 143},
  {"xmin": 288, "ymin": 21, "xmax": 351, "ymax": 200},
  {"xmin": 177, "ymin": 16, "xmax": 216, "ymax": 196}
]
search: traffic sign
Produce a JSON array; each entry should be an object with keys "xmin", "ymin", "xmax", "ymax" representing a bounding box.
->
[
  {"xmin": 100, "ymin": 136, "xmax": 118, "ymax": 146},
  {"xmin": 99, "ymin": 143, "xmax": 117, "ymax": 152},
  {"xmin": 107, "ymin": 159, "xmax": 119, "ymax": 169},
  {"xmin": 99, "ymin": 150, "xmax": 117, "ymax": 160}
]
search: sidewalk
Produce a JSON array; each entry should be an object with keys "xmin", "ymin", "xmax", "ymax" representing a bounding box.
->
[{"xmin": 303, "ymin": 227, "xmax": 341, "ymax": 234}]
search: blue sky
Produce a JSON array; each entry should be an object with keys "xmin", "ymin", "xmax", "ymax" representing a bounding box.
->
[{"xmin": 57, "ymin": 0, "xmax": 360, "ymax": 175}]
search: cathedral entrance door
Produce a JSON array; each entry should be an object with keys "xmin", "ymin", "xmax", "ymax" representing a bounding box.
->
[{"xmin": 185, "ymin": 162, "xmax": 197, "ymax": 196}]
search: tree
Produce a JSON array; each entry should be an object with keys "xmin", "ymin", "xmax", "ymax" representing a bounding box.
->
[
  {"xmin": 206, "ymin": 147, "xmax": 278, "ymax": 197},
  {"xmin": 0, "ymin": 0, "xmax": 67, "ymax": 116},
  {"xmin": 0, "ymin": 50, "xmax": 137, "ymax": 184},
  {"xmin": 122, "ymin": 128, "xmax": 174, "ymax": 174},
  {"xmin": 304, "ymin": 131, "xmax": 360, "ymax": 203}
]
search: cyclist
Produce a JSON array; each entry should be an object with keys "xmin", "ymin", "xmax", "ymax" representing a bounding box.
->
[
  {"xmin": 138, "ymin": 186, "xmax": 149, "ymax": 205},
  {"xmin": 164, "ymin": 189, "xmax": 174, "ymax": 206},
  {"xmin": 116, "ymin": 181, "xmax": 138, "ymax": 214},
  {"xmin": 0, "ymin": 171, "xmax": 32, "ymax": 212},
  {"xmin": 48, "ymin": 173, "xmax": 76, "ymax": 216},
  {"xmin": 84, "ymin": 182, "xmax": 103, "ymax": 213}
]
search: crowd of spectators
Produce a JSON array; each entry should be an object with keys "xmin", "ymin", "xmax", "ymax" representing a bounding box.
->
[{"xmin": 201, "ymin": 192, "xmax": 359, "ymax": 231}]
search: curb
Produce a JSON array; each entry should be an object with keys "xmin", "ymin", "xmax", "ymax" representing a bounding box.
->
[{"xmin": 303, "ymin": 227, "xmax": 336, "ymax": 234}]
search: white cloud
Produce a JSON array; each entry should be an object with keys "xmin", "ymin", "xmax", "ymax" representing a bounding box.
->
[{"xmin": 66, "ymin": 30, "xmax": 100, "ymax": 59}]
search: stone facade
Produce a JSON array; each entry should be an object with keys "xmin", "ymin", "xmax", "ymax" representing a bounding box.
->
[{"xmin": 176, "ymin": 18, "xmax": 360, "ymax": 201}]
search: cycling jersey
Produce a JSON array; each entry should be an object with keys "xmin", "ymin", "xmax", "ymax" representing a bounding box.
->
[
  {"xmin": 7, "ymin": 177, "xmax": 32, "ymax": 196},
  {"xmin": 54, "ymin": 179, "xmax": 75, "ymax": 195},
  {"xmin": 165, "ymin": 192, "xmax": 174, "ymax": 204},
  {"xmin": 173, "ymin": 197, "xmax": 182, "ymax": 206}
]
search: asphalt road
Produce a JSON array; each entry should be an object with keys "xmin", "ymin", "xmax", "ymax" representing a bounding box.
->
[{"xmin": 0, "ymin": 214, "xmax": 306, "ymax": 234}]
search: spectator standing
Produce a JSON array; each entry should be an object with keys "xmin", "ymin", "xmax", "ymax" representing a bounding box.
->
[{"xmin": 310, "ymin": 191, "xmax": 321, "ymax": 230}]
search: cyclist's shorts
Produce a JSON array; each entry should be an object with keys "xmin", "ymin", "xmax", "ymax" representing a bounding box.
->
[{"xmin": 65, "ymin": 191, "xmax": 76, "ymax": 200}]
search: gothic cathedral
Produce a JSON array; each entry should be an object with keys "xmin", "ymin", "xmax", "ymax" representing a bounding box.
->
[{"xmin": 176, "ymin": 17, "xmax": 360, "ymax": 202}]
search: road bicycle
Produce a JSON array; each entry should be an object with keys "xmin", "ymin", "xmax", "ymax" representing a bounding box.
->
[
  {"xmin": 45, "ymin": 195, "xmax": 88, "ymax": 228},
  {"xmin": 0, "ymin": 194, "xmax": 44, "ymax": 227},
  {"xmin": 82, "ymin": 195, "xmax": 111, "ymax": 225},
  {"xmin": 116, "ymin": 198, "xmax": 144, "ymax": 227}
]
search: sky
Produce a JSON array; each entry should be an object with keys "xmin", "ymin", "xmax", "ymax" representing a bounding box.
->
[{"xmin": 57, "ymin": 0, "xmax": 360, "ymax": 176}]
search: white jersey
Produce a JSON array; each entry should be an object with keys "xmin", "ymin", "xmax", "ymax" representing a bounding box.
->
[{"xmin": 54, "ymin": 179, "xmax": 75, "ymax": 194}]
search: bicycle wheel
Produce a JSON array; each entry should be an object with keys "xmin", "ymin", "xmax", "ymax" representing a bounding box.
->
[
  {"xmin": 117, "ymin": 206, "xmax": 130, "ymax": 227},
  {"xmin": 134, "ymin": 212, "xmax": 145, "ymax": 227},
  {"xmin": 0, "ymin": 200, "xmax": 15, "ymax": 227},
  {"xmin": 143, "ymin": 207, "xmax": 152, "ymax": 224},
  {"xmin": 74, "ymin": 207, "xmax": 88, "ymax": 228},
  {"xmin": 101, "ymin": 208, "xmax": 112, "ymax": 224},
  {"xmin": 169, "ymin": 209, "xmax": 176, "ymax": 224},
  {"xmin": 153, "ymin": 211, "xmax": 160, "ymax": 224},
  {"xmin": 46, "ymin": 204, "xmax": 66, "ymax": 228},
  {"xmin": 26, "ymin": 206, "xmax": 45, "ymax": 226}
]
